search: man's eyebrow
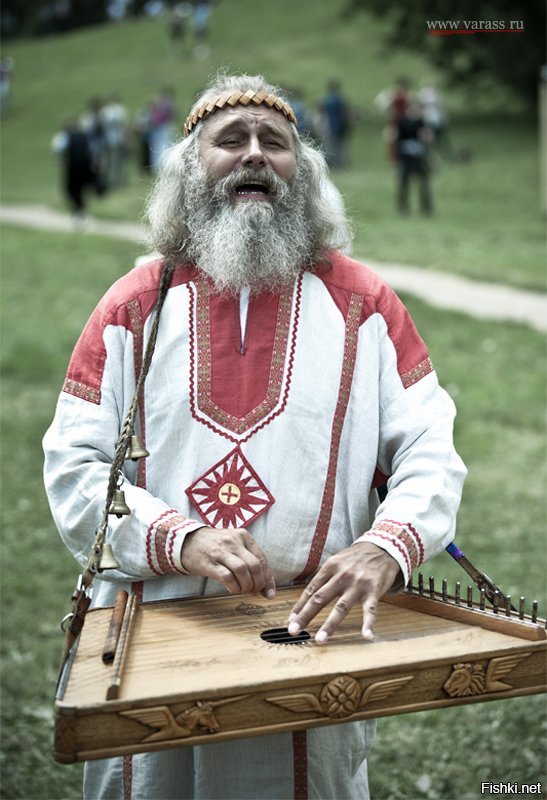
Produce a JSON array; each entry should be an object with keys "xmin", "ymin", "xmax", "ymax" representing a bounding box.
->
[
  {"xmin": 210, "ymin": 118, "xmax": 291, "ymax": 140},
  {"xmin": 258, "ymin": 122, "xmax": 292, "ymax": 140}
]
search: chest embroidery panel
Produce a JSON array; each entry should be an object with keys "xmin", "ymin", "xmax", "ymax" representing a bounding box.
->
[{"xmin": 185, "ymin": 275, "xmax": 303, "ymax": 528}]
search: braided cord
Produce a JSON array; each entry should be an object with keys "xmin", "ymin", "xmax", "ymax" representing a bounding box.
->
[{"xmin": 85, "ymin": 260, "xmax": 176, "ymax": 578}]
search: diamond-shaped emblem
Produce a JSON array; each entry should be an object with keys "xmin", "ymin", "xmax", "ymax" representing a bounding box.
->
[{"xmin": 186, "ymin": 447, "xmax": 275, "ymax": 529}]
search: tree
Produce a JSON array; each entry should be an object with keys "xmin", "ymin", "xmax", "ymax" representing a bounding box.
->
[
  {"xmin": 343, "ymin": 0, "xmax": 546, "ymax": 106},
  {"xmin": 1, "ymin": 0, "xmax": 108, "ymax": 37}
]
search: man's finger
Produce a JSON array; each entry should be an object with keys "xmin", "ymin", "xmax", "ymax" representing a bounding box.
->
[
  {"xmin": 288, "ymin": 564, "xmax": 332, "ymax": 619},
  {"xmin": 222, "ymin": 553, "xmax": 257, "ymax": 594},
  {"xmin": 288, "ymin": 580, "xmax": 337, "ymax": 636},
  {"xmin": 213, "ymin": 563, "xmax": 244, "ymax": 595},
  {"xmin": 314, "ymin": 591, "xmax": 359, "ymax": 644},
  {"xmin": 243, "ymin": 536, "xmax": 276, "ymax": 598},
  {"xmin": 361, "ymin": 597, "xmax": 379, "ymax": 641}
]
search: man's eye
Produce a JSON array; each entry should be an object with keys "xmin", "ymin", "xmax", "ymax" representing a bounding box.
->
[{"xmin": 220, "ymin": 138, "xmax": 241, "ymax": 147}]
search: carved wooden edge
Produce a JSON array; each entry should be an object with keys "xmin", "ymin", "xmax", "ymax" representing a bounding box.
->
[
  {"xmin": 383, "ymin": 593, "xmax": 547, "ymax": 641},
  {"xmin": 54, "ymin": 647, "xmax": 547, "ymax": 763}
]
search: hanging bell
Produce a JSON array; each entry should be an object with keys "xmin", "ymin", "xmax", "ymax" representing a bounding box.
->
[
  {"xmin": 108, "ymin": 489, "xmax": 131, "ymax": 518},
  {"xmin": 98, "ymin": 543, "xmax": 120, "ymax": 572},
  {"xmin": 125, "ymin": 434, "xmax": 150, "ymax": 461}
]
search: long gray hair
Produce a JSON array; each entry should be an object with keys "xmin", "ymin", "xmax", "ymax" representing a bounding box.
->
[{"xmin": 146, "ymin": 73, "xmax": 352, "ymax": 262}]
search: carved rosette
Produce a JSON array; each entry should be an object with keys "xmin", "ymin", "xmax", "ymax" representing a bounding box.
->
[
  {"xmin": 266, "ymin": 673, "xmax": 414, "ymax": 720},
  {"xmin": 319, "ymin": 675, "xmax": 361, "ymax": 718}
]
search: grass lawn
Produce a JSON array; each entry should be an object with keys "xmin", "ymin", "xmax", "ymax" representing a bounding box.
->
[{"xmin": 1, "ymin": 223, "xmax": 545, "ymax": 799}]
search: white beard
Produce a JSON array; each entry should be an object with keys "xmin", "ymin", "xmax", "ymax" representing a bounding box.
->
[{"xmin": 184, "ymin": 162, "xmax": 313, "ymax": 295}]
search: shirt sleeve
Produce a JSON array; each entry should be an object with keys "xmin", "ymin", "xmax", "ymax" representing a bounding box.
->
[
  {"xmin": 354, "ymin": 287, "xmax": 467, "ymax": 587},
  {"xmin": 43, "ymin": 294, "xmax": 203, "ymax": 583}
]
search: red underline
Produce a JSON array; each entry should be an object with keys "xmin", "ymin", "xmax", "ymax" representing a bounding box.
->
[{"xmin": 429, "ymin": 29, "xmax": 525, "ymax": 35}]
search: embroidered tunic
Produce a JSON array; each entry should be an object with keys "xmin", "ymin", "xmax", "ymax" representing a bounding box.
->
[{"xmin": 43, "ymin": 251, "xmax": 466, "ymax": 799}]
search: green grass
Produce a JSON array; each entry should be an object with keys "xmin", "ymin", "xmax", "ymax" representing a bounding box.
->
[
  {"xmin": 1, "ymin": 223, "xmax": 545, "ymax": 799},
  {"xmin": 0, "ymin": 0, "xmax": 544, "ymax": 290}
]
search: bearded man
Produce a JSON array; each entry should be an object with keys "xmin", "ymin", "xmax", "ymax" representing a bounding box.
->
[{"xmin": 44, "ymin": 73, "xmax": 466, "ymax": 800}]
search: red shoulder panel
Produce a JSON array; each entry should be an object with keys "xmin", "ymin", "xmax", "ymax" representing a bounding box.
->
[
  {"xmin": 315, "ymin": 251, "xmax": 432, "ymax": 388},
  {"xmin": 62, "ymin": 259, "xmax": 190, "ymax": 404}
]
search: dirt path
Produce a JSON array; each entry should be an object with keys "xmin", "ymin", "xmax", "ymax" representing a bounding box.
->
[{"xmin": 2, "ymin": 203, "xmax": 545, "ymax": 332}]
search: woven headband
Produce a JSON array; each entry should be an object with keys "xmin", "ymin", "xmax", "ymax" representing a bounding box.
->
[{"xmin": 183, "ymin": 89, "xmax": 297, "ymax": 136}]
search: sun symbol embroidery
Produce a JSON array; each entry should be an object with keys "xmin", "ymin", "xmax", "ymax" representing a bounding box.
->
[{"xmin": 186, "ymin": 447, "xmax": 275, "ymax": 528}]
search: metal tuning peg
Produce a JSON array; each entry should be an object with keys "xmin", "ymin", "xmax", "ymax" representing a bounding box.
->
[
  {"xmin": 108, "ymin": 489, "xmax": 131, "ymax": 518},
  {"xmin": 98, "ymin": 543, "xmax": 120, "ymax": 572},
  {"xmin": 125, "ymin": 434, "xmax": 149, "ymax": 461}
]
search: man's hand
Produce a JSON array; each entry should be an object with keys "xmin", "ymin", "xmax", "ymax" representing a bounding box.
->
[
  {"xmin": 181, "ymin": 527, "xmax": 276, "ymax": 598},
  {"xmin": 288, "ymin": 543, "xmax": 401, "ymax": 644}
]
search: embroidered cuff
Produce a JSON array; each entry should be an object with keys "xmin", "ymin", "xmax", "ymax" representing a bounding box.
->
[
  {"xmin": 354, "ymin": 519, "xmax": 424, "ymax": 587},
  {"xmin": 146, "ymin": 510, "xmax": 204, "ymax": 576}
]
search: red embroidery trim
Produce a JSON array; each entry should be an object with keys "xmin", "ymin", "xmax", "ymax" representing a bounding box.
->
[
  {"xmin": 365, "ymin": 530, "xmax": 412, "ymax": 577},
  {"xmin": 292, "ymin": 730, "xmax": 308, "ymax": 800},
  {"xmin": 187, "ymin": 275, "xmax": 302, "ymax": 442},
  {"xmin": 167, "ymin": 520, "xmax": 199, "ymax": 574},
  {"xmin": 372, "ymin": 519, "xmax": 423, "ymax": 573},
  {"xmin": 382, "ymin": 518, "xmax": 425, "ymax": 564},
  {"xmin": 126, "ymin": 298, "xmax": 147, "ymax": 488},
  {"xmin": 400, "ymin": 356, "xmax": 433, "ymax": 389},
  {"xmin": 123, "ymin": 753, "xmax": 132, "ymax": 800},
  {"xmin": 62, "ymin": 378, "xmax": 101, "ymax": 404},
  {"xmin": 131, "ymin": 581, "xmax": 144, "ymax": 603},
  {"xmin": 154, "ymin": 524, "xmax": 172, "ymax": 574},
  {"xmin": 406, "ymin": 521, "xmax": 425, "ymax": 562},
  {"xmin": 295, "ymin": 293, "xmax": 364, "ymax": 580},
  {"xmin": 146, "ymin": 509, "xmax": 178, "ymax": 575}
]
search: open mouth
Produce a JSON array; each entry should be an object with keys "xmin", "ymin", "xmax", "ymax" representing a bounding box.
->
[{"xmin": 234, "ymin": 182, "xmax": 271, "ymax": 198}]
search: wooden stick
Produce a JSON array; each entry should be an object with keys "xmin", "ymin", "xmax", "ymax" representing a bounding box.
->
[
  {"xmin": 106, "ymin": 593, "xmax": 138, "ymax": 701},
  {"xmin": 102, "ymin": 591, "xmax": 129, "ymax": 665}
]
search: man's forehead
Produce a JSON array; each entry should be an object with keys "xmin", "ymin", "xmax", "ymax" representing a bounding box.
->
[{"xmin": 201, "ymin": 105, "xmax": 294, "ymax": 136}]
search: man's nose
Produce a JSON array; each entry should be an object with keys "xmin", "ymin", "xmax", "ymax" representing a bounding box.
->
[{"xmin": 241, "ymin": 135, "xmax": 265, "ymax": 168}]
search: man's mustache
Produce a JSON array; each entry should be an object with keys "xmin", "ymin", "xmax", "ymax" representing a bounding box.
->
[{"xmin": 209, "ymin": 167, "xmax": 289, "ymax": 202}]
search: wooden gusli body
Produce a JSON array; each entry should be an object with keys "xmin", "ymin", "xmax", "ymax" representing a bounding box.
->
[{"xmin": 54, "ymin": 584, "xmax": 546, "ymax": 764}]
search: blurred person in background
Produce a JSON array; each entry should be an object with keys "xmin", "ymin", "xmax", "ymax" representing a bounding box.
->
[
  {"xmin": 149, "ymin": 86, "xmax": 177, "ymax": 170},
  {"xmin": 44, "ymin": 72, "xmax": 465, "ymax": 800},
  {"xmin": 320, "ymin": 79, "xmax": 352, "ymax": 168},
  {"xmin": 418, "ymin": 78, "xmax": 453, "ymax": 160},
  {"xmin": 193, "ymin": 0, "xmax": 212, "ymax": 48},
  {"xmin": 101, "ymin": 93, "xmax": 130, "ymax": 188},
  {"xmin": 0, "ymin": 55, "xmax": 14, "ymax": 116},
  {"xmin": 394, "ymin": 99, "xmax": 434, "ymax": 215},
  {"xmin": 133, "ymin": 100, "xmax": 154, "ymax": 174},
  {"xmin": 169, "ymin": 2, "xmax": 192, "ymax": 52},
  {"xmin": 374, "ymin": 77, "xmax": 411, "ymax": 163},
  {"xmin": 51, "ymin": 115, "xmax": 98, "ymax": 226},
  {"xmin": 81, "ymin": 96, "xmax": 108, "ymax": 193}
]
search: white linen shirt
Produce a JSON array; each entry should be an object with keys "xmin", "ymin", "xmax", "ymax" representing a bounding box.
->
[{"xmin": 43, "ymin": 251, "xmax": 466, "ymax": 609}]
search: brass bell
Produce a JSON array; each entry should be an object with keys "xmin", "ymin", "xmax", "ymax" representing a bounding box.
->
[
  {"xmin": 108, "ymin": 489, "xmax": 131, "ymax": 518},
  {"xmin": 125, "ymin": 434, "xmax": 150, "ymax": 461},
  {"xmin": 98, "ymin": 543, "xmax": 120, "ymax": 572}
]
